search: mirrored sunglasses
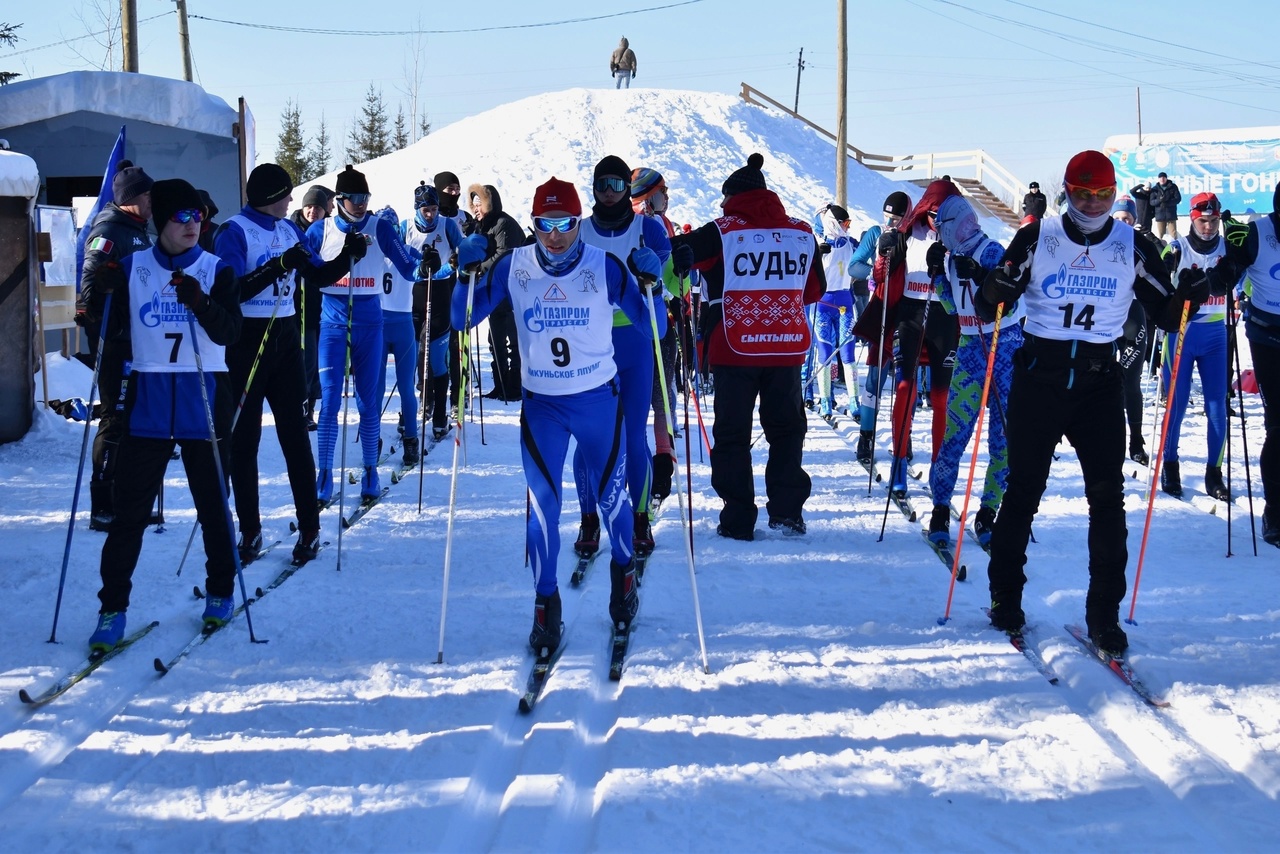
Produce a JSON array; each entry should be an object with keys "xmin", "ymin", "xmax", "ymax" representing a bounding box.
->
[
  {"xmin": 170, "ymin": 209, "xmax": 204, "ymax": 224},
  {"xmin": 343, "ymin": 193, "xmax": 371, "ymax": 205},
  {"xmin": 594, "ymin": 176, "xmax": 628, "ymax": 194},
  {"xmin": 533, "ymin": 215, "xmax": 580, "ymax": 234},
  {"xmin": 1066, "ymin": 183, "xmax": 1116, "ymax": 204}
]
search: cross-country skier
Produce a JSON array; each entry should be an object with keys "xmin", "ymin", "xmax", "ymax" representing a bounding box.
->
[
  {"xmin": 924, "ymin": 194, "xmax": 1024, "ymax": 547},
  {"xmin": 304, "ymin": 165, "xmax": 420, "ymax": 504},
  {"xmin": 571, "ymin": 156, "xmax": 672, "ymax": 558},
  {"xmin": 807, "ymin": 203, "xmax": 860, "ymax": 420},
  {"xmin": 450, "ymin": 177, "xmax": 662, "ymax": 655},
  {"xmin": 399, "ymin": 182, "xmax": 465, "ymax": 443},
  {"xmin": 1158, "ymin": 192, "xmax": 1230, "ymax": 501},
  {"xmin": 977, "ymin": 150, "xmax": 1209, "ymax": 654},
  {"xmin": 374, "ymin": 203, "xmax": 430, "ymax": 465},
  {"xmin": 87, "ymin": 179, "xmax": 243, "ymax": 652}
]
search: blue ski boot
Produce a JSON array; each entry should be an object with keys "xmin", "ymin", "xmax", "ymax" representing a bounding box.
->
[
  {"xmin": 316, "ymin": 468, "xmax": 334, "ymax": 504},
  {"xmin": 360, "ymin": 465, "xmax": 380, "ymax": 501},
  {"xmin": 88, "ymin": 611, "xmax": 126, "ymax": 654},
  {"xmin": 890, "ymin": 456, "xmax": 909, "ymax": 498},
  {"xmin": 202, "ymin": 596, "xmax": 234, "ymax": 630}
]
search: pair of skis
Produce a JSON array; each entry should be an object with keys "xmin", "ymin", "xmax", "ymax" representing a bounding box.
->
[{"xmin": 518, "ymin": 618, "xmax": 637, "ymax": 713}]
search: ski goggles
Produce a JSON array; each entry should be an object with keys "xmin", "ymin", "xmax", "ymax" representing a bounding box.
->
[
  {"xmin": 593, "ymin": 176, "xmax": 628, "ymax": 194},
  {"xmin": 341, "ymin": 193, "xmax": 371, "ymax": 205},
  {"xmin": 169, "ymin": 209, "xmax": 204, "ymax": 224},
  {"xmin": 1065, "ymin": 183, "xmax": 1116, "ymax": 204},
  {"xmin": 1192, "ymin": 198, "xmax": 1222, "ymax": 215},
  {"xmin": 533, "ymin": 215, "xmax": 581, "ymax": 234}
]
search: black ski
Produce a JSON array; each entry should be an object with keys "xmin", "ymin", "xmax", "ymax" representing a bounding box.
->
[
  {"xmin": 890, "ymin": 491, "xmax": 917, "ymax": 522},
  {"xmin": 981, "ymin": 610, "xmax": 1060, "ymax": 684},
  {"xmin": 287, "ymin": 539, "xmax": 331, "ymax": 569},
  {"xmin": 154, "ymin": 603, "xmax": 256, "ymax": 675},
  {"xmin": 19, "ymin": 621, "xmax": 161, "ymax": 706},
  {"xmin": 608, "ymin": 620, "xmax": 635, "ymax": 681},
  {"xmin": 922, "ymin": 531, "xmax": 966, "ymax": 581},
  {"xmin": 518, "ymin": 631, "xmax": 567, "ymax": 713},
  {"xmin": 1065, "ymin": 623, "xmax": 1169, "ymax": 708},
  {"xmin": 570, "ymin": 550, "xmax": 601, "ymax": 587},
  {"xmin": 341, "ymin": 487, "xmax": 390, "ymax": 529}
]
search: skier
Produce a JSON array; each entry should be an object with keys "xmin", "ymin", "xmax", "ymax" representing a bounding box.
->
[
  {"xmin": 850, "ymin": 191, "xmax": 910, "ymax": 465},
  {"xmin": 1112, "ymin": 196, "xmax": 1153, "ymax": 466},
  {"xmin": 874, "ymin": 181, "xmax": 962, "ymax": 497},
  {"xmin": 1207, "ymin": 185, "xmax": 1280, "ymax": 543},
  {"xmin": 399, "ymin": 182, "xmax": 465, "ymax": 443},
  {"xmin": 304, "ymin": 165, "xmax": 420, "ymax": 504},
  {"xmin": 1158, "ymin": 192, "xmax": 1231, "ymax": 501},
  {"xmin": 216, "ymin": 164, "xmax": 354, "ymax": 564},
  {"xmin": 571, "ymin": 156, "xmax": 672, "ymax": 558},
  {"xmin": 977, "ymin": 150, "xmax": 1209, "ymax": 654},
  {"xmin": 86, "ymin": 179, "xmax": 243, "ymax": 652},
  {"xmin": 76, "ymin": 160, "xmax": 154, "ymax": 531},
  {"xmin": 450, "ymin": 176, "xmax": 662, "ymax": 655},
  {"xmin": 808, "ymin": 203, "xmax": 860, "ymax": 420},
  {"xmin": 924, "ymin": 194, "xmax": 1024, "ymax": 547},
  {"xmin": 670, "ymin": 153, "xmax": 825, "ymax": 539}
]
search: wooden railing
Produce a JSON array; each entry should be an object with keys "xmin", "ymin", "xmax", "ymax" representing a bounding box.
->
[{"xmin": 740, "ymin": 82, "xmax": 1027, "ymax": 212}]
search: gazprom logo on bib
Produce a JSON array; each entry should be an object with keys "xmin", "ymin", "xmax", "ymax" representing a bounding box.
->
[
  {"xmin": 1043, "ymin": 263, "xmax": 1117, "ymax": 300},
  {"xmin": 1270, "ymin": 262, "xmax": 1280, "ymax": 281},
  {"xmin": 524, "ymin": 297, "xmax": 589, "ymax": 334}
]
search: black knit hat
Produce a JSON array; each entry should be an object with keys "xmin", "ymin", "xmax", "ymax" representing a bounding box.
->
[
  {"xmin": 301, "ymin": 185, "xmax": 332, "ymax": 208},
  {"xmin": 196, "ymin": 189, "xmax": 218, "ymax": 220},
  {"xmin": 883, "ymin": 191, "xmax": 910, "ymax": 217},
  {"xmin": 433, "ymin": 171, "xmax": 460, "ymax": 192},
  {"xmin": 828, "ymin": 204, "xmax": 850, "ymax": 222},
  {"xmin": 150, "ymin": 178, "xmax": 204, "ymax": 232},
  {"xmin": 335, "ymin": 165, "xmax": 370, "ymax": 196},
  {"xmin": 721, "ymin": 153, "xmax": 767, "ymax": 197},
  {"xmin": 247, "ymin": 163, "xmax": 293, "ymax": 208},
  {"xmin": 112, "ymin": 160, "xmax": 154, "ymax": 205},
  {"xmin": 594, "ymin": 155, "xmax": 632, "ymax": 182}
]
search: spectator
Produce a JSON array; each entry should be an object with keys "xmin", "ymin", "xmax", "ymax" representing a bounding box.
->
[
  {"xmin": 1149, "ymin": 171, "xmax": 1182, "ymax": 240},
  {"xmin": 1130, "ymin": 182, "xmax": 1153, "ymax": 233},
  {"xmin": 609, "ymin": 37, "xmax": 637, "ymax": 89},
  {"xmin": 1021, "ymin": 181, "xmax": 1047, "ymax": 220},
  {"xmin": 290, "ymin": 184, "xmax": 334, "ymax": 428},
  {"xmin": 467, "ymin": 183, "xmax": 527, "ymax": 401}
]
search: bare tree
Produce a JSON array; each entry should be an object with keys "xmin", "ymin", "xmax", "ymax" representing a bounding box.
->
[
  {"xmin": 65, "ymin": 0, "xmax": 121, "ymax": 71},
  {"xmin": 397, "ymin": 18, "xmax": 429, "ymax": 143}
]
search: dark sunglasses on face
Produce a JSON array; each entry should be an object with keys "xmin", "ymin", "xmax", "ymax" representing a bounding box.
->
[
  {"xmin": 170, "ymin": 209, "xmax": 204, "ymax": 224},
  {"xmin": 533, "ymin": 215, "xmax": 580, "ymax": 234},
  {"xmin": 343, "ymin": 193, "xmax": 371, "ymax": 205},
  {"xmin": 594, "ymin": 176, "xmax": 628, "ymax": 194},
  {"xmin": 1192, "ymin": 199, "xmax": 1221, "ymax": 214}
]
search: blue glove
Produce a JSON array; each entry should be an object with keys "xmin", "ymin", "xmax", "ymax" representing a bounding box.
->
[
  {"xmin": 457, "ymin": 234, "xmax": 490, "ymax": 273},
  {"xmin": 627, "ymin": 247, "xmax": 662, "ymax": 290}
]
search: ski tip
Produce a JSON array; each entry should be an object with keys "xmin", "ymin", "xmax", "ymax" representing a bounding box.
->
[
  {"xmin": 958, "ymin": 565, "xmax": 967, "ymax": 582},
  {"xmin": 18, "ymin": 688, "xmax": 34, "ymax": 704},
  {"xmin": 153, "ymin": 657, "xmax": 169, "ymax": 674},
  {"xmin": 518, "ymin": 696, "xmax": 534, "ymax": 713},
  {"xmin": 192, "ymin": 585, "xmax": 204, "ymax": 599}
]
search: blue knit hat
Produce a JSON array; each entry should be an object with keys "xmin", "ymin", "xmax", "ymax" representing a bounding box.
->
[{"xmin": 1112, "ymin": 196, "xmax": 1137, "ymax": 218}]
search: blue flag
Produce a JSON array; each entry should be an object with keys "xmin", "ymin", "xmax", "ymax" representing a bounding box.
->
[{"xmin": 74, "ymin": 125, "xmax": 126, "ymax": 293}]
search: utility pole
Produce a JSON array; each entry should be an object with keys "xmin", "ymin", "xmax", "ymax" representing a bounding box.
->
[
  {"xmin": 1136, "ymin": 86, "xmax": 1143, "ymax": 146},
  {"xmin": 793, "ymin": 48, "xmax": 805, "ymax": 113},
  {"xmin": 121, "ymin": 0, "xmax": 139, "ymax": 72},
  {"xmin": 175, "ymin": 0, "xmax": 193, "ymax": 82},
  {"xmin": 835, "ymin": 0, "xmax": 848, "ymax": 207}
]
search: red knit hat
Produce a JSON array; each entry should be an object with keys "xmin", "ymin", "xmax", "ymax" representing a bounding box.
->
[
  {"xmin": 531, "ymin": 177, "xmax": 582, "ymax": 217},
  {"xmin": 1063, "ymin": 150, "xmax": 1115, "ymax": 190},
  {"xmin": 1189, "ymin": 191, "xmax": 1221, "ymax": 220}
]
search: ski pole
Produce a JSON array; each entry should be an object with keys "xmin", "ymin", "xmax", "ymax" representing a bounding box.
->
[
  {"xmin": 49, "ymin": 291, "xmax": 115, "ymax": 643},
  {"xmin": 643, "ymin": 278, "xmax": 710, "ymax": 673},
  {"xmin": 939, "ymin": 304, "xmax": 1003, "ymax": 624},
  {"xmin": 336, "ymin": 251, "xmax": 357, "ymax": 572},
  {"xmin": 473, "ymin": 332, "xmax": 487, "ymax": 445},
  {"xmin": 186, "ymin": 308, "xmax": 263, "ymax": 643},
  {"xmin": 867, "ymin": 275, "xmax": 892, "ymax": 496},
  {"xmin": 417, "ymin": 280, "xmax": 434, "ymax": 513},
  {"xmin": 438, "ymin": 268, "xmax": 477, "ymax": 664},
  {"xmin": 1227, "ymin": 301, "xmax": 1258, "ymax": 554},
  {"xmin": 1128, "ymin": 299, "xmax": 1192, "ymax": 624},
  {"xmin": 878, "ymin": 291, "xmax": 931, "ymax": 541}
]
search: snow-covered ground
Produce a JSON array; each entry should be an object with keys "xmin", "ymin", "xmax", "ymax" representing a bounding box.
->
[{"xmin": 1, "ymin": 87, "xmax": 1277, "ymax": 851}]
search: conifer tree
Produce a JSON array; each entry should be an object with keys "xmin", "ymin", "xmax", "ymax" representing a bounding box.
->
[
  {"xmin": 0, "ymin": 22, "xmax": 22, "ymax": 85},
  {"xmin": 346, "ymin": 85, "xmax": 391, "ymax": 163},
  {"xmin": 393, "ymin": 106, "xmax": 409, "ymax": 151},
  {"xmin": 274, "ymin": 99, "xmax": 310, "ymax": 184},
  {"xmin": 306, "ymin": 114, "xmax": 332, "ymax": 181}
]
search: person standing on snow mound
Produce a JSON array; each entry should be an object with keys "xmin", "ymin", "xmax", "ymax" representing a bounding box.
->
[
  {"xmin": 87, "ymin": 179, "xmax": 244, "ymax": 654},
  {"xmin": 976, "ymin": 149, "xmax": 1210, "ymax": 656},
  {"xmin": 1193, "ymin": 185, "xmax": 1280, "ymax": 545},
  {"xmin": 305, "ymin": 165, "xmax": 421, "ymax": 505},
  {"xmin": 609, "ymin": 36, "xmax": 637, "ymax": 89},
  {"xmin": 450, "ymin": 177, "xmax": 662, "ymax": 656},
  {"xmin": 670, "ymin": 153, "xmax": 826, "ymax": 540}
]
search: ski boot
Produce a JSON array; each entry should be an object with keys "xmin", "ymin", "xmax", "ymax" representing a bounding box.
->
[
  {"xmin": 1160, "ymin": 459, "xmax": 1182, "ymax": 498},
  {"xmin": 767, "ymin": 516, "xmax": 806, "ymax": 535},
  {"xmin": 890, "ymin": 456, "xmax": 909, "ymax": 498},
  {"xmin": 529, "ymin": 589, "xmax": 563, "ymax": 655},
  {"xmin": 652, "ymin": 453, "xmax": 674, "ymax": 503},
  {"xmin": 574, "ymin": 512, "xmax": 600, "ymax": 558},
  {"xmin": 316, "ymin": 469, "xmax": 334, "ymax": 505},
  {"xmin": 88, "ymin": 611, "xmax": 127, "ymax": 654},
  {"xmin": 1129, "ymin": 440, "xmax": 1149, "ymax": 467},
  {"xmin": 1264, "ymin": 505, "xmax": 1280, "ymax": 548},
  {"xmin": 633, "ymin": 511, "xmax": 655, "ymax": 556},
  {"xmin": 202, "ymin": 596, "xmax": 234, "ymax": 631},
  {"xmin": 987, "ymin": 593, "xmax": 1025, "ymax": 635},
  {"xmin": 973, "ymin": 506, "xmax": 997, "ymax": 547},
  {"xmin": 360, "ymin": 466, "xmax": 380, "ymax": 502},
  {"xmin": 402, "ymin": 437, "xmax": 421, "ymax": 465},
  {"xmin": 609, "ymin": 559, "xmax": 639, "ymax": 628},
  {"xmin": 1204, "ymin": 466, "xmax": 1230, "ymax": 501},
  {"xmin": 1087, "ymin": 617, "xmax": 1129, "ymax": 656},
  {"xmin": 237, "ymin": 530, "xmax": 263, "ymax": 564},
  {"xmin": 928, "ymin": 505, "xmax": 950, "ymax": 546},
  {"xmin": 856, "ymin": 431, "xmax": 873, "ymax": 465},
  {"xmin": 292, "ymin": 529, "xmax": 322, "ymax": 564}
]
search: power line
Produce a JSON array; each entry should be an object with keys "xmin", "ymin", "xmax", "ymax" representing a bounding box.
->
[
  {"xmin": 189, "ymin": 1, "xmax": 707, "ymax": 37},
  {"xmin": 7, "ymin": 11, "xmax": 173, "ymax": 57}
]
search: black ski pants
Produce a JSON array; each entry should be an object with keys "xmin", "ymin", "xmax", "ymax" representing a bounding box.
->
[
  {"xmin": 1247, "ymin": 333, "xmax": 1280, "ymax": 514},
  {"xmin": 987, "ymin": 335, "xmax": 1128, "ymax": 622},
  {"xmin": 710, "ymin": 363, "xmax": 811, "ymax": 534},
  {"xmin": 487, "ymin": 300, "xmax": 522, "ymax": 399},
  {"xmin": 98, "ymin": 381, "xmax": 236, "ymax": 612},
  {"xmin": 227, "ymin": 317, "xmax": 319, "ymax": 537},
  {"xmin": 90, "ymin": 346, "xmax": 128, "ymax": 517}
]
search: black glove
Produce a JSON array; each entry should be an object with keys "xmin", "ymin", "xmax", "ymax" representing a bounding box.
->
[
  {"xmin": 343, "ymin": 230, "xmax": 369, "ymax": 262},
  {"xmin": 672, "ymin": 243, "xmax": 695, "ymax": 278},
  {"xmin": 417, "ymin": 246, "xmax": 442, "ymax": 280},
  {"xmin": 952, "ymin": 255, "xmax": 984, "ymax": 282},
  {"xmin": 91, "ymin": 260, "xmax": 125, "ymax": 296},
  {"xmin": 925, "ymin": 241, "xmax": 946, "ymax": 277},
  {"xmin": 982, "ymin": 263, "xmax": 1020, "ymax": 308},
  {"xmin": 818, "ymin": 242, "xmax": 833, "ymax": 256},
  {"xmin": 1175, "ymin": 266, "xmax": 1210, "ymax": 305},
  {"xmin": 278, "ymin": 243, "xmax": 311, "ymax": 272},
  {"xmin": 877, "ymin": 230, "xmax": 901, "ymax": 258},
  {"xmin": 172, "ymin": 272, "xmax": 209, "ymax": 313}
]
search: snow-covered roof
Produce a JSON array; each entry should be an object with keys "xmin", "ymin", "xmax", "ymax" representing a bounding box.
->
[
  {"xmin": 1106, "ymin": 125, "xmax": 1280, "ymax": 147},
  {"xmin": 0, "ymin": 71, "xmax": 236, "ymax": 139},
  {"xmin": 0, "ymin": 148, "xmax": 39, "ymax": 199}
]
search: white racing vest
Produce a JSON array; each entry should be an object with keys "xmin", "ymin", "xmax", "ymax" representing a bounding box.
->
[
  {"xmin": 380, "ymin": 258, "xmax": 415, "ymax": 314},
  {"xmin": 1244, "ymin": 215, "xmax": 1280, "ymax": 313},
  {"xmin": 949, "ymin": 237, "xmax": 1024, "ymax": 336},
  {"xmin": 224, "ymin": 213, "xmax": 298, "ymax": 319},
  {"xmin": 1170, "ymin": 235, "xmax": 1226, "ymax": 322},
  {"xmin": 1024, "ymin": 217, "xmax": 1135, "ymax": 343},
  {"xmin": 318, "ymin": 216, "xmax": 384, "ymax": 297},
  {"xmin": 507, "ymin": 244, "xmax": 618, "ymax": 395},
  {"xmin": 128, "ymin": 248, "xmax": 227, "ymax": 372},
  {"xmin": 902, "ymin": 231, "xmax": 938, "ymax": 301},
  {"xmin": 580, "ymin": 216, "xmax": 645, "ymax": 323},
  {"xmin": 718, "ymin": 223, "xmax": 813, "ymax": 357},
  {"xmin": 821, "ymin": 233, "xmax": 855, "ymax": 294}
]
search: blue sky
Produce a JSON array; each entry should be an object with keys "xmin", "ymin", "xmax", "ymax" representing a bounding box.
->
[{"xmin": 7, "ymin": 0, "xmax": 1280, "ymax": 192}]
